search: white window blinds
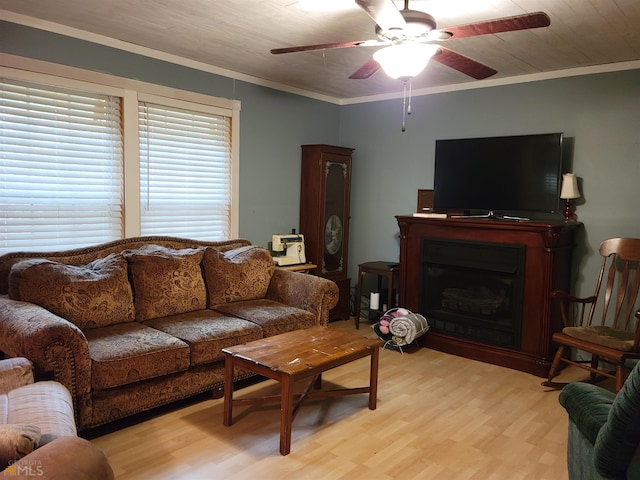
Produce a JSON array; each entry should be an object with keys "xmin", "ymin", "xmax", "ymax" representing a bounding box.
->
[
  {"xmin": 0, "ymin": 78, "xmax": 123, "ymax": 253},
  {"xmin": 138, "ymin": 100, "xmax": 232, "ymax": 240}
]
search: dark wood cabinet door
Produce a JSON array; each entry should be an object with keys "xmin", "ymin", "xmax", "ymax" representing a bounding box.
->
[
  {"xmin": 322, "ymin": 160, "xmax": 349, "ymax": 275},
  {"xmin": 300, "ymin": 144, "xmax": 353, "ymax": 320},
  {"xmin": 300, "ymin": 144, "xmax": 353, "ymax": 280}
]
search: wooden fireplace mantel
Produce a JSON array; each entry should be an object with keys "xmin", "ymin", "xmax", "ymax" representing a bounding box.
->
[{"xmin": 396, "ymin": 215, "xmax": 582, "ymax": 377}]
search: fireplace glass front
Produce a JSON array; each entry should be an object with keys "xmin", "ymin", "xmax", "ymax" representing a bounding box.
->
[{"xmin": 420, "ymin": 238, "xmax": 526, "ymax": 349}]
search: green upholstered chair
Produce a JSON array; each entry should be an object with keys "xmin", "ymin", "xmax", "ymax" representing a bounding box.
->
[{"xmin": 559, "ymin": 360, "xmax": 640, "ymax": 479}]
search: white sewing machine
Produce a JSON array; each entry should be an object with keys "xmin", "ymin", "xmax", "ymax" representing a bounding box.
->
[{"xmin": 271, "ymin": 234, "xmax": 306, "ymax": 266}]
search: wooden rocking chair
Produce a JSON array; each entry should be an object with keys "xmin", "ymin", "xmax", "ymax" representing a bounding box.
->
[{"xmin": 543, "ymin": 237, "xmax": 640, "ymax": 392}]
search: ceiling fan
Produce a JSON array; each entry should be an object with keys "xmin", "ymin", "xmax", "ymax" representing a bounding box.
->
[{"xmin": 271, "ymin": 0, "xmax": 551, "ymax": 82}]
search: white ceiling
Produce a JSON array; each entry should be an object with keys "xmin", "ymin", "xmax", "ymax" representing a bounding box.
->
[{"xmin": 1, "ymin": 0, "xmax": 640, "ymax": 103}]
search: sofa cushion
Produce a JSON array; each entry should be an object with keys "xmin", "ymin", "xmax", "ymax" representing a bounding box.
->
[
  {"xmin": 85, "ymin": 322, "xmax": 190, "ymax": 389},
  {"xmin": 143, "ymin": 310, "xmax": 263, "ymax": 366},
  {"xmin": 8, "ymin": 254, "xmax": 135, "ymax": 329},
  {"xmin": 213, "ymin": 299, "xmax": 316, "ymax": 337},
  {"xmin": 125, "ymin": 245, "xmax": 207, "ymax": 322},
  {"xmin": 0, "ymin": 424, "xmax": 41, "ymax": 470},
  {"xmin": 203, "ymin": 246, "xmax": 275, "ymax": 307}
]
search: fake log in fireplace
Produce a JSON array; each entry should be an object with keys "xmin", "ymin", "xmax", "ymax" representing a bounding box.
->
[{"xmin": 420, "ymin": 239, "xmax": 525, "ymax": 350}]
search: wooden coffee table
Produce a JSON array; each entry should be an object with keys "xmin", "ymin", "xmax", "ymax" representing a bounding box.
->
[{"xmin": 222, "ymin": 326, "xmax": 381, "ymax": 455}]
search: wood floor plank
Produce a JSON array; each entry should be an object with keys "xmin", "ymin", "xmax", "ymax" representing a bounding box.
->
[{"xmin": 89, "ymin": 319, "xmax": 593, "ymax": 479}]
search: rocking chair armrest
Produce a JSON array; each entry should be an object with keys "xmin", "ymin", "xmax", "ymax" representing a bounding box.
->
[
  {"xmin": 551, "ymin": 290, "xmax": 598, "ymax": 304},
  {"xmin": 552, "ymin": 291, "xmax": 598, "ymax": 328}
]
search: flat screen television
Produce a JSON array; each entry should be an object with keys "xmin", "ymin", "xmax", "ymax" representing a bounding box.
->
[{"xmin": 433, "ymin": 132, "xmax": 564, "ymax": 218}]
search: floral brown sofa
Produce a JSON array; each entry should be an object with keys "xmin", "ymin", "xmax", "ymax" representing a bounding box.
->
[{"xmin": 0, "ymin": 236, "xmax": 339, "ymax": 431}]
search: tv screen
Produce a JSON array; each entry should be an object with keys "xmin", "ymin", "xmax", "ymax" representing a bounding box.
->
[{"xmin": 433, "ymin": 133, "xmax": 564, "ymax": 215}]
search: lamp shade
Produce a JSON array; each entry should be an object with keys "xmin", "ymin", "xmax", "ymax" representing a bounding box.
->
[
  {"xmin": 560, "ymin": 173, "xmax": 581, "ymax": 200},
  {"xmin": 373, "ymin": 43, "xmax": 438, "ymax": 80}
]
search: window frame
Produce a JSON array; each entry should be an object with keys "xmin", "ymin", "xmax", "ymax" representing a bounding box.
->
[{"xmin": 0, "ymin": 54, "xmax": 241, "ymax": 246}]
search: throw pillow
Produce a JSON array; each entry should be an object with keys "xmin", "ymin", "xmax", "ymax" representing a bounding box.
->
[
  {"xmin": 125, "ymin": 245, "xmax": 207, "ymax": 321},
  {"xmin": 0, "ymin": 424, "xmax": 41, "ymax": 470},
  {"xmin": 203, "ymin": 245, "xmax": 275, "ymax": 306},
  {"xmin": 0, "ymin": 358, "xmax": 33, "ymax": 395},
  {"xmin": 8, "ymin": 254, "xmax": 135, "ymax": 329}
]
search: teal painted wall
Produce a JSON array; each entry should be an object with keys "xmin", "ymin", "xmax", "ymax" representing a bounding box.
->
[
  {"xmin": 3, "ymin": 21, "xmax": 640, "ymax": 301},
  {"xmin": 340, "ymin": 71, "xmax": 640, "ymax": 297}
]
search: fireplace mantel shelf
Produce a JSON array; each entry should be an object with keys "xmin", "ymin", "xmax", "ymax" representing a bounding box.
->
[{"xmin": 396, "ymin": 215, "xmax": 582, "ymax": 377}]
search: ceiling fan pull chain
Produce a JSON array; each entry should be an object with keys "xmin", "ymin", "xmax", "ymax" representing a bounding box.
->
[
  {"xmin": 400, "ymin": 78, "xmax": 413, "ymax": 132},
  {"xmin": 402, "ymin": 81, "xmax": 407, "ymax": 132}
]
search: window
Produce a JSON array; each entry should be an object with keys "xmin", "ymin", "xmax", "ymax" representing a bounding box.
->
[
  {"xmin": 139, "ymin": 98, "xmax": 232, "ymax": 240},
  {"xmin": 0, "ymin": 78, "xmax": 123, "ymax": 252},
  {"xmin": 0, "ymin": 60, "xmax": 240, "ymax": 254}
]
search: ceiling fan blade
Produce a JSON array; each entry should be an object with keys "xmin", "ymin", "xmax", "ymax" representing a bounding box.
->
[
  {"xmin": 355, "ymin": 0, "xmax": 406, "ymax": 32},
  {"xmin": 432, "ymin": 47, "xmax": 497, "ymax": 80},
  {"xmin": 271, "ymin": 40, "xmax": 373, "ymax": 55},
  {"xmin": 349, "ymin": 57, "xmax": 382, "ymax": 79},
  {"xmin": 443, "ymin": 12, "xmax": 550, "ymax": 40}
]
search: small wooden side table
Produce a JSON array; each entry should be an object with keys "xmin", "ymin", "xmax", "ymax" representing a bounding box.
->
[
  {"xmin": 277, "ymin": 263, "xmax": 317, "ymax": 274},
  {"xmin": 355, "ymin": 261, "xmax": 400, "ymax": 329}
]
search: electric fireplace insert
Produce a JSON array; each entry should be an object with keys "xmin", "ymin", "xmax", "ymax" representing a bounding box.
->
[{"xmin": 420, "ymin": 238, "xmax": 526, "ymax": 349}]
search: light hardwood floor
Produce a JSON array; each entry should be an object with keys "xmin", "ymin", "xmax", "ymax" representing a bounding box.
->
[{"xmin": 89, "ymin": 319, "xmax": 591, "ymax": 479}]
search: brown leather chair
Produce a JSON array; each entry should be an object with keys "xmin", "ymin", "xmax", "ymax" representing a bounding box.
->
[{"xmin": 543, "ymin": 237, "xmax": 640, "ymax": 392}]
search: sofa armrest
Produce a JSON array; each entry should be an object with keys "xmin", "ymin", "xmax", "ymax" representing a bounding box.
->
[
  {"xmin": 0, "ymin": 297, "xmax": 92, "ymax": 428},
  {"xmin": 2, "ymin": 436, "xmax": 114, "ymax": 480},
  {"xmin": 559, "ymin": 382, "xmax": 615, "ymax": 444},
  {"xmin": 0, "ymin": 358, "xmax": 34, "ymax": 394},
  {"xmin": 265, "ymin": 270, "xmax": 339, "ymax": 326}
]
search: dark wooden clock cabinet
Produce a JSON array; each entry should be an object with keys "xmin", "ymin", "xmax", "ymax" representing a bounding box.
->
[{"xmin": 300, "ymin": 144, "xmax": 353, "ymax": 321}]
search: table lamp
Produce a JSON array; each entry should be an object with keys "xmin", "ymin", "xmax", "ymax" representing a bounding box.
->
[{"xmin": 560, "ymin": 173, "xmax": 581, "ymax": 221}]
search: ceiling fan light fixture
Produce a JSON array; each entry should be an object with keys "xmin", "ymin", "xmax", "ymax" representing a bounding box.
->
[{"xmin": 373, "ymin": 43, "xmax": 438, "ymax": 80}]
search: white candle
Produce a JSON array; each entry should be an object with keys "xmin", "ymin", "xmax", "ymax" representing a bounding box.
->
[{"xmin": 370, "ymin": 292, "xmax": 380, "ymax": 310}]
